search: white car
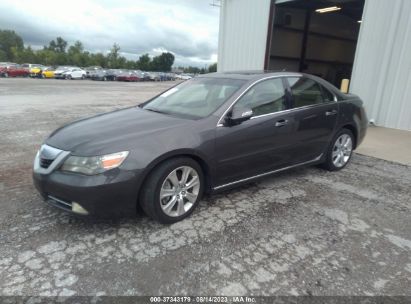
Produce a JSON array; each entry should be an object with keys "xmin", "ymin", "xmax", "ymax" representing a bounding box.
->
[
  {"xmin": 62, "ymin": 68, "xmax": 87, "ymax": 80},
  {"xmin": 54, "ymin": 66, "xmax": 73, "ymax": 79},
  {"xmin": 176, "ymin": 74, "xmax": 192, "ymax": 80}
]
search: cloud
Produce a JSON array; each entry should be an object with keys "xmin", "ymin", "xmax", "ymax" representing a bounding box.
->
[{"xmin": 0, "ymin": 0, "xmax": 220, "ymax": 66}]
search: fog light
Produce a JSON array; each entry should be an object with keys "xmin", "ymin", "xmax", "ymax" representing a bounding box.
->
[{"xmin": 72, "ymin": 202, "xmax": 89, "ymax": 215}]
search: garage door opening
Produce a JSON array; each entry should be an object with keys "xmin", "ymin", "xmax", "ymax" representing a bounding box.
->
[{"xmin": 266, "ymin": 0, "xmax": 364, "ymax": 87}]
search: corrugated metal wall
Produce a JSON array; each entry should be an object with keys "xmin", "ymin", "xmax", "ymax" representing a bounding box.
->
[
  {"xmin": 218, "ymin": 0, "xmax": 271, "ymax": 72},
  {"xmin": 351, "ymin": 0, "xmax": 411, "ymax": 131}
]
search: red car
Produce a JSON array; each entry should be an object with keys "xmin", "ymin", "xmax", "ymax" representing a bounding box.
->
[
  {"xmin": 116, "ymin": 71, "xmax": 141, "ymax": 82},
  {"xmin": 0, "ymin": 63, "xmax": 12, "ymax": 77},
  {"xmin": 0, "ymin": 64, "xmax": 30, "ymax": 77}
]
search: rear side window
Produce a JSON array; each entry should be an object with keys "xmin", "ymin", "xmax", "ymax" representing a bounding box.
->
[
  {"xmin": 234, "ymin": 78, "xmax": 287, "ymax": 116},
  {"xmin": 287, "ymin": 77, "xmax": 324, "ymax": 108}
]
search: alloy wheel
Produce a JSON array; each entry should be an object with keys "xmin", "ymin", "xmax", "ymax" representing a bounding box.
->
[
  {"xmin": 332, "ymin": 134, "xmax": 353, "ymax": 168},
  {"xmin": 159, "ymin": 166, "xmax": 200, "ymax": 217}
]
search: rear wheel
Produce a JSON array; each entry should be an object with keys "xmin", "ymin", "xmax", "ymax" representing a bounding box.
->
[
  {"xmin": 321, "ymin": 128, "xmax": 354, "ymax": 171},
  {"xmin": 140, "ymin": 158, "xmax": 204, "ymax": 224}
]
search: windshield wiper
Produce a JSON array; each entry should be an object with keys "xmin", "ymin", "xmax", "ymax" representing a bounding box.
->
[{"xmin": 144, "ymin": 108, "xmax": 169, "ymax": 115}]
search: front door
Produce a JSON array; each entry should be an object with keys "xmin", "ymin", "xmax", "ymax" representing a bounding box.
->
[{"xmin": 214, "ymin": 77, "xmax": 298, "ymax": 186}]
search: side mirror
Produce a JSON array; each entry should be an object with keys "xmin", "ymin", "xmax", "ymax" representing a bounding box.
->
[{"xmin": 224, "ymin": 107, "xmax": 253, "ymax": 126}]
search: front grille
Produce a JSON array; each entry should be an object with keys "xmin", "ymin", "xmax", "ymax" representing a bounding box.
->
[{"xmin": 40, "ymin": 158, "xmax": 54, "ymax": 169}]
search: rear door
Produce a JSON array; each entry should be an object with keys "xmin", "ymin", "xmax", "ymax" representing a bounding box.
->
[
  {"xmin": 215, "ymin": 77, "xmax": 298, "ymax": 186},
  {"xmin": 285, "ymin": 77, "xmax": 339, "ymax": 163}
]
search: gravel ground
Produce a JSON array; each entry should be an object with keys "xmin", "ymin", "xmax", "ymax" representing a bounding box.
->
[{"xmin": 0, "ymin": 78, "xmax": 410, "ymax": 296}]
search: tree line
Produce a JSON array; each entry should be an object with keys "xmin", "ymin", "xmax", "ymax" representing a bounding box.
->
[{"xmin": 0, "ymin": 29, "xmax": 217, "ymax": 72}]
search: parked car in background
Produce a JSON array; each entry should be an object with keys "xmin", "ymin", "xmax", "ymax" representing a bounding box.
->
[
  {"xmin": 90, "ymin": 69, "xmax": 108, "ymax": 81},
  {"xmin": 146, "ymin": 72, "xmax": 160, "ymax": 81},
  {"xmin": 29, "ymin": 65, "xmax": 47, "ymax": 78},
  {"xmin": 42, "ymin": 67, "xmax": 56, "ymax": 78},
  {"xmin": 141, "ymin": 72, "xmax": 151, "ymax": 81},
  {"xmin": 105, "ymin": 69, "xmax": 122, "ymax": 81},
  {"xmin": 85, "ymin": 66, "xmax": 102, "ymax": 78},
  {"xmin": 62, "ymin": 68, "xmax": 87, "ymax": 80},
  {"xmin": 177, "ymin": 74, "xmax": 192, "ymax": 80},
  {"xmin": 134, "ymin": 70, "xmax": 145, "ymax": 80},
  {"xmin": 0, "ymin": 62, "xmax": 12, "ymax": 77},
  {"xmin": 116, "ymin": 71, "xmax": 141, "ymax": 82},
  {"xmin": 164, "ymin": 73, "xmax": 176, "ymax": 81},
  {"xmin": 32, "ymin": 71, "xmax": 368, "ymax": 223},
  {"xmin": 0, "ymin": 64, "xmax": 30, "ymax": 77},
  {"xmin": 54, "ymin": 66, "xmax": 72, "ymax": 79}
]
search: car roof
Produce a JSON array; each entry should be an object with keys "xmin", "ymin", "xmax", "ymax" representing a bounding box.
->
[
  {"xmin": 198, "ymin": 70, "xmax": 303, "ymax": 81},
  {"xmin": 197, "ymin": 70, "xmax": 344, "ymax": 98}
]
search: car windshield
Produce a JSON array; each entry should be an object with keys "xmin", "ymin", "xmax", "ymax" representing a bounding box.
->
[{"xmin": 142, "ymin": 77, "xmax": 245, "ymax": 119}]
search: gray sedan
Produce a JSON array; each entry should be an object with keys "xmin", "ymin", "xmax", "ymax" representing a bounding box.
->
[{"xmin": 33, "ymin": 71, "xmax": 368, "ymax": 223}]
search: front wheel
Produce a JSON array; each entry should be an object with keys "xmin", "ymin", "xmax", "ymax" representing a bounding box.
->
[
  {"xmin": 140, "ymin": 158, "xmax": 204, "ymax": 224},
  {"xmin": 321, "ymin": 128, "xmax": 354, "ymax": 171}
]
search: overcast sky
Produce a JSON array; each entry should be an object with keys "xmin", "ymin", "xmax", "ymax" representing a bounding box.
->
[{"xmin": 0, "ymin": 0, "xmax": 220, "ymax": 67}]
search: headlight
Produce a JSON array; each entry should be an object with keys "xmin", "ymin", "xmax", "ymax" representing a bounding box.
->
[{"xmin": 61, "ymin": 151, "xmax": 129, "ymax": 175}]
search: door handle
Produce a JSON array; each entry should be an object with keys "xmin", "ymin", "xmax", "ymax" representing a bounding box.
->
[
  {"xmin": 325, "ymin": 110, "xmax": 338, "ymax": 116},
  {"xmin": 275, "ymin": 119, "xmax": 288, "ymax": 127}
]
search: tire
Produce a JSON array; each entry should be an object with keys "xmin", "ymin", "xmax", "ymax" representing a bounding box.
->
[
  {"xmin": 140, "ymin": 157, "xmax": 204, "ymax": 224},
  {"xmin": 103, "ymin": 76, "xmax": 107, "ymax": 81},
  {"xmin": 81, "ymin": 75, "xmax": 85, "ymax": 80},
  {"xmin": 66, "ymin": 75, "xmax": 72, "ymax": 80},
  {"xmin": 320, "ymin": 128, "xmax": 354, "ymax": 171},
  {"xmin": 4, "ymin": 73, "xmax": 8, "ymax": 78}
]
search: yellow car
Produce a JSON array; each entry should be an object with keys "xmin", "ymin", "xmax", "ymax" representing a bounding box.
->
[
  {"xmin": 29, "ymin": 66, "xmax": 44, "ymax": 78},
  {"xmin": 42, "ymin": 67, "xmax": 55, "ymax": 78}
]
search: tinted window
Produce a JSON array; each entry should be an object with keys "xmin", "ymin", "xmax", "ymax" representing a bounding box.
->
[
  {"xmin": 288, "ymin": 77, "xmax": 324, "ymax": 108},
  {"xmin": 321, "ymin": 86, "xmax": 335, "ymax": 102},
  {"xmin": 234, "ymin": 78, "xmax": 286, "ymax": 116}
]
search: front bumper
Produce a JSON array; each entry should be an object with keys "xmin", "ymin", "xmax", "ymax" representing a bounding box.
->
[{"xmin": 32, "ymin": 147, "xmax": 141, "ymax": 217}]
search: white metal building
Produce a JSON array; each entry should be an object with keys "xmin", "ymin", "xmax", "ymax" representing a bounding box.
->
[{"xmin": 218, "ymin": 0, "xmax": 411, "ymax": 131}]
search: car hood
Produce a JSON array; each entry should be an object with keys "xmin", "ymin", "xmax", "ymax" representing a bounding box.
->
[{"xmin": 46, "ymin": 107, "xmax": 190, "ymax": 155}]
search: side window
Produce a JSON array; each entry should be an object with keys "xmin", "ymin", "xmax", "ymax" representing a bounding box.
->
[
  {"xmin": 288, "ymin": 77, "xmax": 324, "ymax": 108},
  {"xmin": 234, "ymin": 78, "xmax": 286, "ymax": 116},
  {"xmin": 321, "ymin": 86, "xmax": 335, "ymax": 102}
]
